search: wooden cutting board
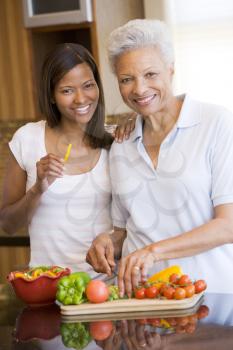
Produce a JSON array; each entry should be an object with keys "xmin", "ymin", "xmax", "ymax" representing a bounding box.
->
[{"xmin": 60, "ymin": 292, "xmax": 204, "ymax": 316}]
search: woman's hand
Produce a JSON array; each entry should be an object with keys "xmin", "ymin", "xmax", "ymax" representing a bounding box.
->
[
  {"xmin": 35, "ymin": 153, "xmax": 64, "ymax": 193},
  {"xmin": 86, "ymin": 233, "xmax": 116, "ymax": 276},
  {"xmin": 120, "ymin": 320, "xmax": 161, "ymax": 350},
  {"xmin": 118, "ymin": 245, "xmax": 157, "ymax": 298},
  {"xmin": 114, "ymin": 113, "xmax": 136, "ymax": 143}
]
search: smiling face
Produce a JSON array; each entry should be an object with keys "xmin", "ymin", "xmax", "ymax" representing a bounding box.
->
[
  {"xmin": 54, "ymin": 62, "xmax": 99, "ymax": 127},
  {"xmin": 115, "ymin": 46, "xmax": 174, "ymax": 117}
]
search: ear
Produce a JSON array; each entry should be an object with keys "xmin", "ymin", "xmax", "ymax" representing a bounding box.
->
[{"xmin": 169, "ymin": 63, "xmax": 175, "ymax": 76}]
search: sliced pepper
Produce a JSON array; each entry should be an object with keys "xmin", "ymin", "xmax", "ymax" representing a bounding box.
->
[
  {"xmin": 147, "ymin": 265, "xmax": 183, "ymax": 288},
  {"xmin": 56, "ymin": 272, "xmax": 91, "ymax": 305}
]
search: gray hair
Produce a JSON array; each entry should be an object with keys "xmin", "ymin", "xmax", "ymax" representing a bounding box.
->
[{"xmin": 107, "ymin": 19, "xmax": 174, "ymax": 73}]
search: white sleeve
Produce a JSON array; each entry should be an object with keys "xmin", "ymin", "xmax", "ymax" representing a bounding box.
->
[
  {"xmin": 211, "ymin": 109, "xmax": 233, "ymax": 206},
  {"xmin": 8, "ymin": 126, "xmax": 27, "ymax": 170}
]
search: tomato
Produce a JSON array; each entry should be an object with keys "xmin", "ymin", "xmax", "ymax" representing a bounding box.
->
[
  {"xmin": 163, "ymin": 286, "xmax": 175, "ymax": 300},
  {"xmin": 169, "ymin": 273, "xmax": 179, "ymax": 284},
  {"xmin": 85, "ymin": 280, "xmax": 109, "ymax": 303},
  {"xmin": 178, "ymin": 274, "xmax": 191, "ymax": 286},
  {"xmin": 174, "ymin": 287, "xmax": 186, "ymax": 300},
  {"xmin": 197, "ymin": 305, "xmax": 209, "ymax": 319},
  {"xmin": 135, "ymin": 287, "xmax": 146, "ymax": 299},
  {"xmin": 194, "ymin": 280, "xmax": 207, "ymax": 293},
  {"xmin": 145, "ymin": 285, "xmax": 159, "ymax": 298},
  {"xmin": 159, "ymin": 283, "xmax": 168, "ymax": 295},
  {"xmin": 89, "ymin": 321, "xmax": 113, "ymax": 340},
  {"xmin": 184, "ymin": 284, "xmax": 195, "ymax": 298}
]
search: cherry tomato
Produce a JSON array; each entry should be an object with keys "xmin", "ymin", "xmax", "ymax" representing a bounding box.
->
[
  {"xmin": 184, "ymin": 284, "xmax": 195, "ymax": 298},
  {"xmin": 145, "ymin": 285, "xmax": 159, "ymax": 298},
  {"xmin": 135, "ymin": 287, "xmax": 146, "ymax": 299},
  {"xmin": 169, "ymin": 273, "xmax": 179, "ymax": 284},
  {"xmin": 89, "ymin": 321, "xmax": 113, "ymax": 340},
  {"xmin": 194, "ymin": 280, "xmax": 207, "ymax": 294},
  {"xmin": 178, "ymin": 274, "xmax": 191, "ymax": 286},
  {"xmin": 86, "ymin": 280, "xmax": 109, "ymax": 303},
  {"xmin": 159, "ymin": 283, "xmax": 168, "ymax": 295},
  {"xmin": 174, "ymin": 287, "xmax": 186, "ymax": 300},
  {"xmin": 163, "ymin": 286, "xmax": 175, "ymax": 300},
  {"xmin": 197, "ymin": 305, "xmax": 209, "ymax": 319}
]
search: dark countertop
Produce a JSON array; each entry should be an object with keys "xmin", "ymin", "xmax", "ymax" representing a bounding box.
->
[{"xmin": 0, "ymin": 287, "xmax": 233, "ymax": 350}]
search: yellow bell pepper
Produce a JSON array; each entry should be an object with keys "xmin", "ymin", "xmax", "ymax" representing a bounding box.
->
[{"xmin": 147, "ymin": 265, "xmax": 183, "ymax": 286}]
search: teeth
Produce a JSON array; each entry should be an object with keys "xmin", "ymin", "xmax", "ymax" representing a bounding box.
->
[
  {"xmin": 75, "ymin": 105, "xmax": 90, "ymax": 113},
  {"xmin": 135, "ymin": 95, "xmax": 155, "ymax": 105}
]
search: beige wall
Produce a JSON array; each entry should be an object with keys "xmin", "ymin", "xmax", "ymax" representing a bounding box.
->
[
  {"xmin": 143, "ymin": 0, "xmax": 166, "ymax": 20},
  {"xmin": 94, "ymin": 0, "xmax": 144, "ymax": 116}
]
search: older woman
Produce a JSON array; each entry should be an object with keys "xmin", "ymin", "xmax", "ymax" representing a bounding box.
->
[{"xmin": 86, "ymin": 19, "xmax": 233, "ymax": 296}]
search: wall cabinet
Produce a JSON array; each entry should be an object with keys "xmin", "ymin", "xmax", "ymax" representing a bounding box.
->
[{"xmin": 0, "ymin": 0, "xmax": 144, "ymax": 122}]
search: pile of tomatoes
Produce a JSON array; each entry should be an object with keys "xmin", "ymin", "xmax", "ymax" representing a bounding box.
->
[{"xmin": 135, "ymin": 274, "xmax": 207, "ymax": 300}]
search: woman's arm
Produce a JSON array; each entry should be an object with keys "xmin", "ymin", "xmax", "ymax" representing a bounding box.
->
[
  {"xmin": 0, "ymin": 149, "xmax": 64, "ymax": 234},
  {"xmin": 117, "ymin": 203, "xmax": 233, "ymax": 297},
  {"xmin": 0, "ymin": 150, "xmax": 42, "ymax": 234}
]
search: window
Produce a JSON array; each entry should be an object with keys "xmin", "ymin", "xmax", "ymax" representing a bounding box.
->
[{"xmin": 165, "ymin": 0, "xmax": 233, "ymax": 112}]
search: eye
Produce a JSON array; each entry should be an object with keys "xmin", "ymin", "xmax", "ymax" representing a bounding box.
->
[
  {"xmin": 61, "ymin": 88, "xmax": 73, "ymax": 94},
  {"xmin": 145, "ymin": 72, "xmax": 158, "ymax": 79},
  {"xmin": 84, "ymin": 81, "xmax": 97, "ymax": 89},
  {"xmin": 120, "ymin": 77, "xmax": 132, "ymax": 84}
]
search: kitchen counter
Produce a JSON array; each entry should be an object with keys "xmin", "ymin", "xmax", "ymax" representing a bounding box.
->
[{"xmin": 0, "ymin": 286, "xmax": 233, "ymax": 350}]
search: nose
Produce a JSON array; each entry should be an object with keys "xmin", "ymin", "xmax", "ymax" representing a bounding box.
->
[
  {"xmin": 132, "ymin": 78, "xmax": 148, "ymax": 96},
  {"xmin": 74, "ymin": 89, "xmax": 86, "ymax": 104}
]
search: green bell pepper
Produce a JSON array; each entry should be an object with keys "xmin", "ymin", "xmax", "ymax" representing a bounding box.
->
[{"xmin": 56, "ymin": 272, "xmax": 91, "ymax": 305}]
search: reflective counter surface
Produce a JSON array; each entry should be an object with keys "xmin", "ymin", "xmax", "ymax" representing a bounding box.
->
[{"xmin": 0, "ymin": 285, "xmax": 233, "ymax": 350}]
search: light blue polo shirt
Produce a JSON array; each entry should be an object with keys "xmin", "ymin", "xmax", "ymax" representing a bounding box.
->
[{"xmin": 110, "ymin": 95, "xmax": 233, "ymax": 293}]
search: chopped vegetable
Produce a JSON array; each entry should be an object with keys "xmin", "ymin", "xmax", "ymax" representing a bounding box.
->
[
  {"xmin": 12, "ymin": 266, "xmax": 68, "ymax": 281},
  {"xmin": 56, "ymin": 272, "xmax": 91, "ymax": 305},
  {"xmin": 108, "ymin": 285, "xmax": 120, "ymax": 301}
]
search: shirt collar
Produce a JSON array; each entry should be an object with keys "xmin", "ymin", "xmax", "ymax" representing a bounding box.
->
[
  {"xmin": 131, "ymin": 114, "xmax": 143, "ymax": 142},
  {"xmin": 176, "ymin": 94, "xmax": 202, "ymax": 128},
  {"xmin": 130, "ymin": 94, "xmax": 202, "ymax": 142}
]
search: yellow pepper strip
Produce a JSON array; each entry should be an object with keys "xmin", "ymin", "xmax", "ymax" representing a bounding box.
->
[
  {"xmin": 14, "ymin": 272, "xmax": 25, "ymax": 278},
  {"xmin": 64, "ymin": 143, "xmax": 72, "ymax": 162},
  {"xmin": 147, "ymin": 265, "xmax": 183, "ymax": 284},
  {"xmin": 44, "ymin": 271, "xmax": 57, "ymax": 277}
]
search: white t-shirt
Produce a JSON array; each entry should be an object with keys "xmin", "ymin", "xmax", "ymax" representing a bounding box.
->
[
  {"xmin": 110, "ymin": 95, "xmax": 233, "ymax": 293},
  {"xmin": 9, "ymin": 121, "xmax": 112, "ymax": 278}
]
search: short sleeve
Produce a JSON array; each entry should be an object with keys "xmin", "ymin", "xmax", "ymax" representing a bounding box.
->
[
  {"xmin": 9, "ymin": 126, "xmax": 27, "ymax": 170},
  {"xmin": 211, "ymin": 109, "xmax": 233, "ymax": 206},
  {"xmin": 111, "ymin": 193, "xmax": 128, "ymax": 228}
]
